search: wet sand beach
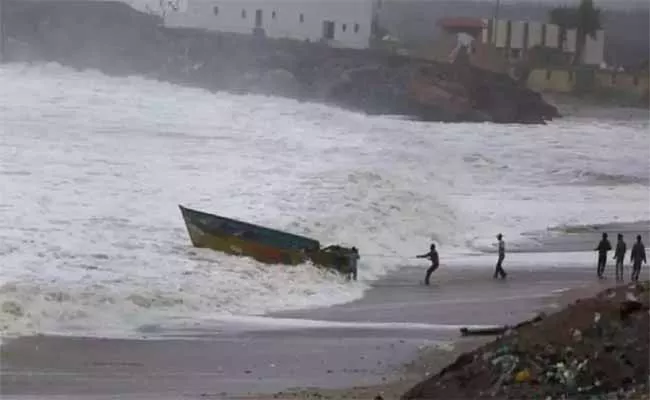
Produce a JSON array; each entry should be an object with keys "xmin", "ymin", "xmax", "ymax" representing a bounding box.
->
[{"xmin": 1, "ymin": 263, "xmax": 613, "ymax": 400}]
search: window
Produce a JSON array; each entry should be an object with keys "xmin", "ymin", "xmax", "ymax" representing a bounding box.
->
[
  {"xmin": 213, "ymin": 6, "xmax": 219, "ymax": 15},
  {"xmin": 299, "ymin": 13, "xmax": 304, "ymax": 23},
  {"xmin": 354, "ymin": 23, "xmax": 359, "ymax": 33},
  {"xmin": 322, "ymin": 20, "xmax": 335, "ymax": 40},
  {"xmin": 241, "ymin": 9, "xmax": 246, "ymax": 18},
  {"xmin": 342, "ymin": 24, "xmax": 347, "ymax": 32},
  {"xmin": 272, "ymin": 10, "xmax": 277, "ymax": 19}
]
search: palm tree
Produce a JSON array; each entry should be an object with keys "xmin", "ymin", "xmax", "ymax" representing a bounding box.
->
[{"xmin": 548, "ymin": 0, "xmax": 602, "ymax": 65}]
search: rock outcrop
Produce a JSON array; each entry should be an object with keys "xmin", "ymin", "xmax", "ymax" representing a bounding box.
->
[{"xmin": 3, "ymin": 0, "xmax": 560, "ymax": 124}]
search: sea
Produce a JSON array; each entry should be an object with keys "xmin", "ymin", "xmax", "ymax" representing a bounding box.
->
[{"xmin": 1, "ymin": 62, "xmax": 648, "ymax": 339}]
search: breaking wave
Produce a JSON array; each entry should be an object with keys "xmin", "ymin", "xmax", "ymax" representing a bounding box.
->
[{"xmin": 1, "ymin": 62, "xmax": 648, "ymax": 338}]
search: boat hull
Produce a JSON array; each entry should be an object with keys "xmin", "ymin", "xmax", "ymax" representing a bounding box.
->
[
  {"xmin": 180, "ymin": 205, "xmax": 313, "ymax": 265},
  {"xmin": 179, "ymin": 205, "xmax": 357, "ymax": 276}
]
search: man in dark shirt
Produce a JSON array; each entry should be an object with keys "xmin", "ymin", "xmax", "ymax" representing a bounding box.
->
[
  {"xmin": 493, "ymin": 233, "xmax": 507, "ymax": 279},
  {"xmin": 614, "ymin": 234, "xmax": 627, "ymax": 282},
  {"xmin": 630, "ymin": 235, "xmax": 647, "ymax": 282},
  {"xmin": 595, "ymin": 233, "xmax": 612, "ymax": 279},
  {"xmin": 417, "ymin": 243, "xmax": 439, "ymax": 285}
]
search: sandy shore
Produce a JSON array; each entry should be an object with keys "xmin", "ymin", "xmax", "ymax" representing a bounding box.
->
[{"xmin": 1, "ymin": 263, "xmax": 612, "ymax": 400}]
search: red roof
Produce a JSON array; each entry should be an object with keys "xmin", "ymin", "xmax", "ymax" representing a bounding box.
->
[{"xmin": 437, "ymin": 17, "xmax": 485, "ymax": 30}]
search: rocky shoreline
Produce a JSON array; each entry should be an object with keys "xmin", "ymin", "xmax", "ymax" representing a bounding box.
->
[
  {"xmin": 3, "ymin": 0, "xmax": 559, "ymax": 124},
  {"xmin": 403, "ymin": 282, "xmax": 650, "ymax": 400}
]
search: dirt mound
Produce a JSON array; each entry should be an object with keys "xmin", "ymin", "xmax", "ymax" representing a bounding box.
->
[{"xmin": 403, "ymin": 282, "xmax": 650, "ymax": 400}]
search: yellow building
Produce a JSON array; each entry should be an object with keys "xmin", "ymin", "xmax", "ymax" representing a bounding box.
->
[
  {"xmin": 527, "ymin": 68, "xmax": 574, "ymax": 93},
  {"xmin": 526, "ymin": 67, "xmax": 650, "ymax": 105},
  {"xmin": 594, "ymin": 70, "xmax": 649, "ymax": 98}
]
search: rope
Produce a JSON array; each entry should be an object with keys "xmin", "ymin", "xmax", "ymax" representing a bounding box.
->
[{"xmin": 361, "ymin": 254, "xmax": 417, "ymax": 259}]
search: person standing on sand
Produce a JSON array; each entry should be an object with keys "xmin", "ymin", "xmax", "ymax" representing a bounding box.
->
[
  {"xmin": 493, "ymin": 233, "xmax": 507, "ymax": 279},
  {"xmin": 614, "ymin": 234, "xmax": 627, "ymax": 282},
  {"xmin": 630, "ymin": 235, "xmax": 647, "ymax": 282},
  {"xmin": 347, "ymin": 247, "xmax": 360, "ymax": 281},
  {"xmin": 417, "ymin": 243, "xmax": 439, "ymax": 285},
  {"xmin": 595, "ymin": 233, "xmax": 612, "ymax": 279}
]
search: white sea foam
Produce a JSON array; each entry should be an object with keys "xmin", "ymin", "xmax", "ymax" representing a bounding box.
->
[{"xmin": 0, "ymin": 62, "xmax": 648, "ymax": 338}]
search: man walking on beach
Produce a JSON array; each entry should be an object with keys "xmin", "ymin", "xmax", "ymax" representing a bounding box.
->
[
  {"xmin": 417, "ymin": 243, "xmax": 439, "ymax": 285},
  {"xmin": 614, "ymin": 234, "xmax": 627, "ymax": 282},
  {"xmin": 595, "ymin": 233, "xmax": 612, "ymax": 279},
  {"xmin": 630, "ymin": 235, "xmax": 647, "ymax": 282},
  {"xmin": 493, "ymin": 233, "xmax": 507, "ymax": 279}
]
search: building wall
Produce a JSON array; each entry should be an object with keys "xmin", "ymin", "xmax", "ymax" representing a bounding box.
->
[
  {"xmin": 565, "ymin": 29, "xmax": 577, "ymax": 53},
  {"xmin": 510, "ymin": 21, "xmax": 525, "ymax": 49},
  {"xmin": 479, "ymin": 18, "xmax": 604, "ymax": 66},
  {"xmin": 583, "ymin": 30, "xmax": 605, "ymax": 66},
  {"xmin": 494, "ymin": 19, "xmax": 508, "ymax": 48},
  {"xmin": 418, "ymin": 31, "xmax": 508, "ymax": 74},
  {"xmin": 527, "ymin": 22, "xmax": 543, "ymax": 48},
  {"xmin": 528, "ymin": 67, "xmax": 650, "ymax": 99},
  {"xmin": 527, "ymin": 68, "xmax": 574, "ymax": 93},
  {"xmin": 544, "ymin": 24, "xmax": 559, "ymax": 49},
  {"xmin": 595, "ymin": 70, "xmax": 649, "ymax": 96},
  {"xmin": 163, "ymin": 0, "xmax": 376, "ymax": 49}
]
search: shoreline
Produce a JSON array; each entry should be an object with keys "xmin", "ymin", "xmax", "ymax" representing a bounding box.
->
[
  {"xmin": 1, "ymin": 265, "xmax": 612, "ymax": 399},
  {"xmin": 235, "ymin": 278, "xmax": 612, "ymax": 400}
]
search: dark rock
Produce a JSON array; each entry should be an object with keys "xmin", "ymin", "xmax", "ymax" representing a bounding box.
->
[{"xmin": 619, "ymin": 300, "xmax": 645, "ymax": 320}]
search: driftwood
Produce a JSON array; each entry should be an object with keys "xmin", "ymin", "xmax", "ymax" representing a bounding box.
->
[{"xmin": 459, "ymin": 313, "xmax": 545, "ymax": 337}]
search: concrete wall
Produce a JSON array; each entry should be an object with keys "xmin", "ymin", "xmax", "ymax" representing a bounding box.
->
[
  {"xmin": 510, "ymin": 21, "xmax": 525, "ymax": 49},
  {"xmin": 595, "ymin": 70, "xmax": 649, "ymax": 96},
  {"xmin": 544, "ymin": 24, "xmax": 559, "ymax": 48},
  {"xmin": 527, "ymin": 22, "xmax": 543, "ymax": 48},
  {"xmin": 583, "ymin": 30, "xmax": 605, "ymax": 66},
  {"xmin": 565, "ymin": 29, "xmax": 577, "ymax": 53},
  {"xmin": 163, "ymin": 0, "xmax": 376, "ymax": 49},
  {"xmin": 479, "ymin": 18, "xmax": 604, "ymax": 66},
  {"xmin": 494, "ymin": 19, "xmax": 508, "ymax": 48},
  {"xmin": 527, "ymin": 68, "xmax": 574, "ymax": 93},
  {"xmin": 528, "ymin": 67, "xmax": 649, "ymax": 99}
]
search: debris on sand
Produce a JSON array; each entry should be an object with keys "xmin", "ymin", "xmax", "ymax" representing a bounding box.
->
[{"xmin": 403, "ymin": 282, "xmax": 650, "ymax": 400}]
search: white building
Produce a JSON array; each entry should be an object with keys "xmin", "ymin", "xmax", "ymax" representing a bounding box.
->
[
  {"xmin": 478, "ymin": 18, "xmax": 605, "ymax": 66},
  {"xmin": 160, "ymin": 0, "xmax": 382, "ymax": 50}
]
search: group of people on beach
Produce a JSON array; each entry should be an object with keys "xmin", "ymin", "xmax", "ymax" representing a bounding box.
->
[
  {"xmin": 416, "ymin": 232, "xmax": 647, "ymax": 285},
  {"xmin": 595, "ymin": 233, "xmax": 647, "ymax": 282},
  {"xmin": 417, "ymin": 233, "xmax": 508, "ymax": 285}
]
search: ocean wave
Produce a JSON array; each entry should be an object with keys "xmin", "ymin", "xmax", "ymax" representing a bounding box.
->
[{"xmin": 1, "ymin": 63, "xmax": 648, "ymax": 338}]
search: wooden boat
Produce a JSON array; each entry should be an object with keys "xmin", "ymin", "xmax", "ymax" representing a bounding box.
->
[{"xmin": 179, "ymin": 205, "xmax": 358, "ymax": 278}]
